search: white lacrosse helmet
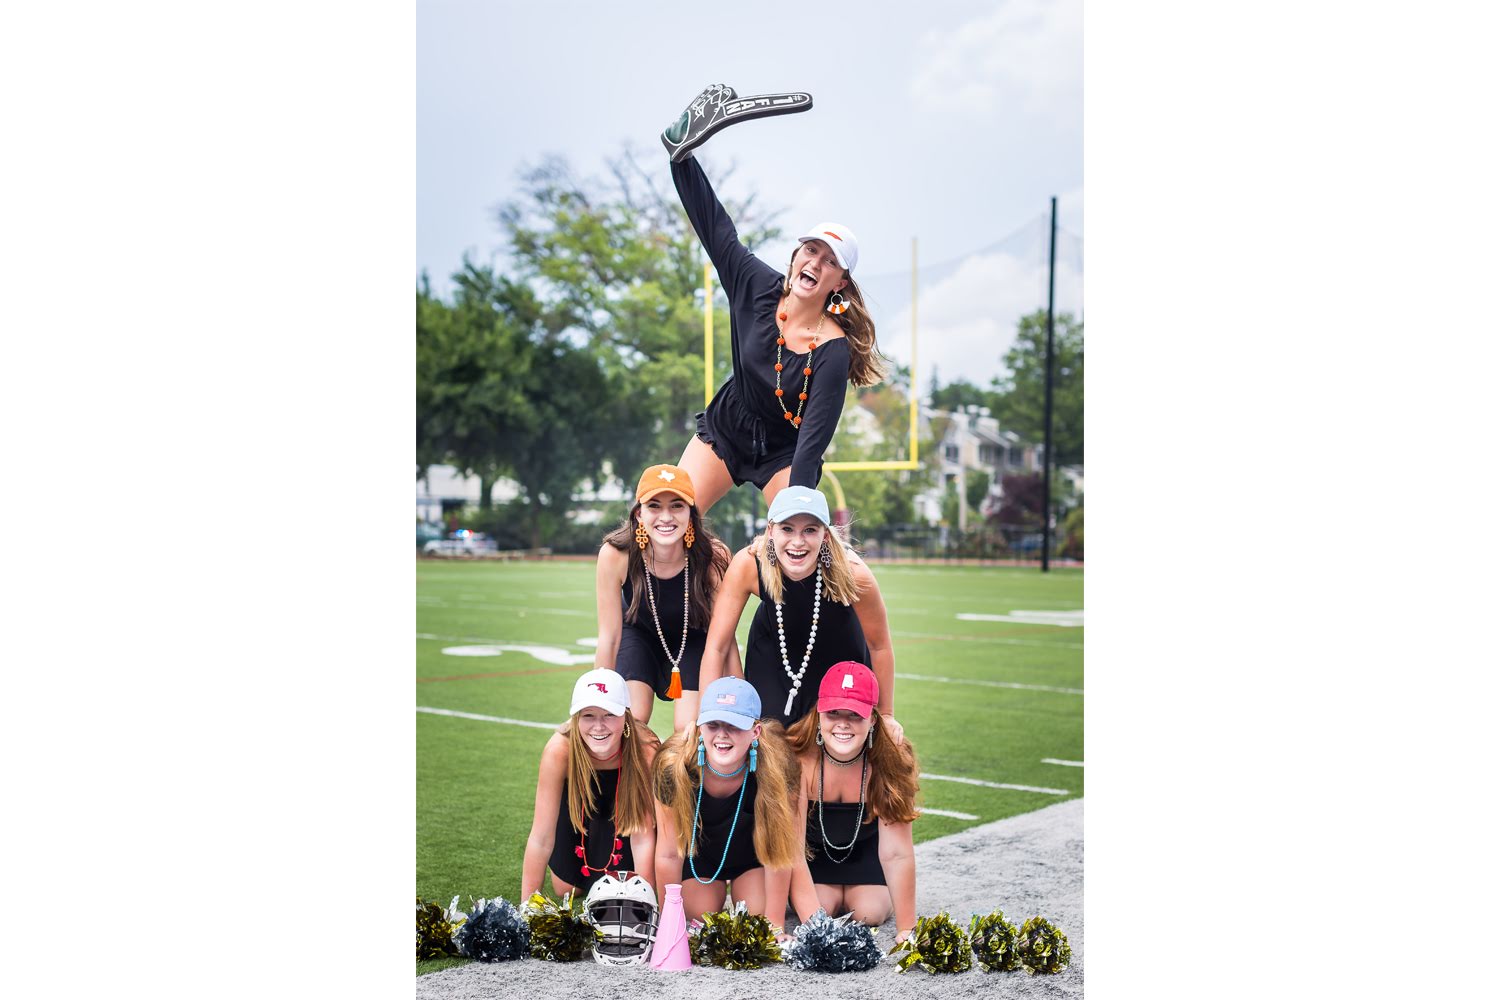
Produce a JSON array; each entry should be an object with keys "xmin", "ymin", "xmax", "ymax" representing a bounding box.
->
[{"xmin": 583, "ymin": 871, "xmax": 658, "ymax": 966}]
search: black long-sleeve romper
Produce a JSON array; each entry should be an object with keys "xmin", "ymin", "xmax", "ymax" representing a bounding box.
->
[{"xmin": 672, "ymin": 157, "xmax": 850, "ymax": 490}]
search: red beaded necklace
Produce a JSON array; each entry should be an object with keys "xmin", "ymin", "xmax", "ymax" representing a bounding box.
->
[
  {"xmin": 573, "ymin": 743, "xmax": 624, "ymax": 877},
  {"xmin": 774, "ymin": 308, "xmax": 823, "ymax": 428}
]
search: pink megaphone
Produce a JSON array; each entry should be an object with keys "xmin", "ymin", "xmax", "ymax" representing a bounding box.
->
[{"xmin": 649, "ymin": 883, "xmax": 692, "ymax": 971}]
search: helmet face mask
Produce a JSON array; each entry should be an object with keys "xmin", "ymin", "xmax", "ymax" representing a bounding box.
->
[{"xmin": 584, "ymin": 872, "xmax": 658, "ymax": 966}]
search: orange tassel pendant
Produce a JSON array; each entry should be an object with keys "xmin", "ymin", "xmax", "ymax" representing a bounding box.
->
[{"xmin": 667, "ymin": 667, "xmax": 683, "ymax": 700}]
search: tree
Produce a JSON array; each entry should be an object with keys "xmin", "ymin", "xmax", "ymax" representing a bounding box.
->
[
  {"xmin": 416, "ymin": 263, "xmax": 542, "ymax": 509},
  {"xmin": 992, "ymin": 310, "xmax": 1084, "ymax": 467},
  {"xmin": 495, "ymin": 148, "xmax": 786, "ymax": 482},
  {"xmin": 417, "ymin": 259, "xmax": 614, "ymax": 547}
]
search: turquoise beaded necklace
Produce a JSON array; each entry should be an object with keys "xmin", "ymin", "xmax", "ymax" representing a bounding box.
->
[{"xmin": 687, "ymin": 739, "xmax": 756, "ymax": 884}]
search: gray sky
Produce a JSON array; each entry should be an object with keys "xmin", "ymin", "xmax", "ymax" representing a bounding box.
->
[{"xmin": 418, "ymin": 0, "xmax": 1082, "ymax": 389}]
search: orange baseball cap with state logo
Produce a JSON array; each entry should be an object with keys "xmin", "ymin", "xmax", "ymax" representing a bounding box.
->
[{"xmin": 636, "ymin": 464, "xmax": 696, "ymax": 506}]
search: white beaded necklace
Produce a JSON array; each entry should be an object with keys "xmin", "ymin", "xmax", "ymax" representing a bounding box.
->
[
  {"xmin": 774, "ymin": 565, "xmax": 821, "ymax": 716},
  {"xmin": 644, "ymin": 550, "xmax": 689, "ymax": 669}
]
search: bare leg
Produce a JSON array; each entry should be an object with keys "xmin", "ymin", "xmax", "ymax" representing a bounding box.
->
[
  {"xmin": 626, "ymin": 680, "xmax": 655, "ymax": 725},
  {"xmin": 759, "ymin": 466, "xmax": 792, "ymax": 508},
  {"xmin": 680, "ymin": 878, "xmax": 729, "ymax": 921},
  {"xmin": 677, "ymin": 437, "xmax": 736, "ymax": 514},
  {"xmin": 672, "ymin": 688, "xmax": 701, "ymax": 737},
  {"xmin": 843, "ymin": 884, "xmax": 894, "ymax": 926},
  {"xmin": 728, "ymin": 867, "xmax": 768, "ymax": 916},
  {"xmin": 815, "ymin": 882, "xmax": 848, "ymax": 916}
]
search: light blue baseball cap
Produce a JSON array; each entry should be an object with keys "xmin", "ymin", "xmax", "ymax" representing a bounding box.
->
[
  {"xmin": 696, "ymin": 676, "xmax": 762, "ymax": 730},
  {"xmin": 766, "ymin": 487, "xmax": 831, "ymax": 527}
]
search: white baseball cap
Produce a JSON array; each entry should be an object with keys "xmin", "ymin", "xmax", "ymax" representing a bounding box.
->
[
  {"xmin": 570, "ymin": 668, "xmax": 629, "ymax": 717},
  {"xmin": 797, "ymin": 222, "xmax": 858, "ymax": 273}
]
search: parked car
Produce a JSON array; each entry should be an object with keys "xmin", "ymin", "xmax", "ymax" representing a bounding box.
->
[
  {"xmin": 417, "ymin": 521, "xmax": 445, "ymax": 550},
  {"xmin": 422, "ymin": 529, "xmax": 500, "ymax": 556}
]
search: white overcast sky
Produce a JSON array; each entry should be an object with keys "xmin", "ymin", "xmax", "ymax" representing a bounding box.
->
[{"xmin": 418, "ymin": 0, "xmax": 1082, "ymax": 389}]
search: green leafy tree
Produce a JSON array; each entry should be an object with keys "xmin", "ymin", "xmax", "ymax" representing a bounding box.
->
[
  {"xmin": 992, "ymin": 310, "xmax": 1084, "ymax": 467},
  {"xmin": 495, "ymin": 148, "xmax": 785, "ymax": 482}
]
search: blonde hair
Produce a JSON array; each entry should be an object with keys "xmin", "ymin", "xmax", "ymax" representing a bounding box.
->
[
  {"xmin": 652, "ymin": 720, "xmax": 802, "ymax": 870},
  {"xmin": 785, "ymin": 709, "xmax": 920, "ymax": 824},
  {"xmin": 783, "ymin": 250, "xmax": 888, "ymax": 388},
  {"xmin": 565, "ymin": 710, "xmax": 658, "ymax": 837},
  {"xmin": 754, "ymin": 527, "xmax": 861, "ymax": 606}
]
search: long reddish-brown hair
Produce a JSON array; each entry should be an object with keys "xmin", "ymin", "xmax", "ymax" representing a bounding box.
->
[
  {"xmin": 602, "ymin": 501, "xmax": 730, "ymax": 628},
  {"xmin": 784, "ymin": 710, "xmax": 920, "ymax": 824}
]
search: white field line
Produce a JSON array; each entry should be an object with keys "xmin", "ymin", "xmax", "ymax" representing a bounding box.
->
[
  {"xmin": 956, "ymin": 611, "xmax": 1084, "ymax": 627},
  {"xmin": 895, "ymin": 671, "xmax": 1082, "ymax": 696},
  {"xmin": 417, "ymin": 632, "xmax": 593, "ymax": 649},
  {"xmin": 920, "ymin": 772, "xmax": 1070, "ymax": 796},
  {"xmin": 889, "ymin": 629, "xmax": 1082, "ymax": 650},
  {"xmin": 415, "ymin": 598, "xmax": 592, "ymax": 618},
  {"xmin": 1041, "ymin": 758, "xmax": 1084, "ymax": 767},
  {"xmin": 920, "ymin": 807, "xmax": 980, "ymax": 820},
  {"xmin": 416, "ymin": 706, "xmax": 559, "ymax": 731}
]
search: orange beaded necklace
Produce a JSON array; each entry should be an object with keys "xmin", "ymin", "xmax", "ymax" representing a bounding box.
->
[{"xmin": 774, "ymin": 308, "xmax": 823, "ymax": 428}]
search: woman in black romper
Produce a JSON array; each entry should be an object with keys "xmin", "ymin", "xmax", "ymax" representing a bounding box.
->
[
  {"xmin": 779, "ymin": 661, "xmax": 920, "ymax": 944},
  {"xmin": 521, "ymin": 669, "xmax": 659, "ymax": 900},
  {"xmin": 697, "ymin": 486, "xmax": 905, "ymax": 743},
  {"xmin": 595, "ymin": 464, "xmax": 735, "ymax": 735},
  {"xmin": 652, "ymin": 676, "xmax": 819, "ymax": 925},
  {"xmin": 664, "ymin": 86, "xmax": 888, "ymax": 514}
]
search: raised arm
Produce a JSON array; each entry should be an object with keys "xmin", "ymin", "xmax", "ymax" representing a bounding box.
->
[
  {"xmin": 670, "ymin": 157, "xmax": 776, "ymax": 303},
  {"xmin": 520, "ymin": 735, "xmax": 569, "ymax": 900},
  {"xmin": 850, "ymin": 555, "xmax": 903, "ymax": 745},
  {"xmin": 698, "ymin": 547, "xmax": 759, "ymax": 689},
  {"xmin": 594, "ymin": 543, "xmax": 627, "ymax": 670},
  {"xmin": 788, "ymin": 339, "xmax": 851, "ymax": 488}
]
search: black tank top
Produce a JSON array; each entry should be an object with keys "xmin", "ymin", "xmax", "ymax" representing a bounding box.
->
[
  {"xmin": 685, "ymin": 771, "xmax": 761, "ymax": 883},
  {"xmin": 622, "ymin": 564, "xmax": 692, "ymax": 635},
  {"xmin": 547, "ymin": 769, "xmax": 636, "ymax": 892},
  {"xmin": 745, "ymin": 570, "xmax": 870, "ymax": 726},
  {"xmin": 806, "ymin": 800, "xmax": 885, "ymax": 885}
]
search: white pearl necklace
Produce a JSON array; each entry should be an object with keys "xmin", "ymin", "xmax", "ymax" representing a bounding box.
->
[
  {"xmin": 644, "ymin": 550, "xmax": 689, "ymax": 669},
  {"xmin": 774, "ymin": 565, "xmax": 821, "ymax": 716}
]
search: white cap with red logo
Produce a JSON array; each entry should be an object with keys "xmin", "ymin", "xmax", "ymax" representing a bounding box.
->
[
  {"xmin": 570, "ymin": 668, "xmax": 630, "ymax": 717},
  {"xmin": 797, "ymin": 222, "xmax": 859, "ymax": 273}
]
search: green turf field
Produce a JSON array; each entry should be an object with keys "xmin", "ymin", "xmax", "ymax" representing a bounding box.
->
[{"xmin": 416, "ymin": 559, "xmax": 1082, "ymax": 971}]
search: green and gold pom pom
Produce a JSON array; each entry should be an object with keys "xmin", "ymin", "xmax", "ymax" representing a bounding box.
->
[
  {"xmin": 416, "ymin": 897, "xmax": 459, "ymax": 960},
  {"xmin": 969, "ymin": 908, "xmax": 1021, "ymax": 972},
  {"xmin": 889, "ymin": 912, "xmax": 973, "ymax": 974},
  {"xmin": 1017, "ymin": 915, "xmax": 1072, "ymax": 975},
  {"xmin": 689, "ymin": 901, "xmax": 783, "ymax": 970},
  {"xmin": 525, "ymin": 891, "xmax": 602, "ymax": 962}
]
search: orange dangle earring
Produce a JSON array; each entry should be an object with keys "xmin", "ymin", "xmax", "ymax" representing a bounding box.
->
[
  {"xmin": 827, "ymin": 292, "xmax": 849, "ymax": 315},
  {"xmin": 684, "ymin": 523, "xmax": 695, "ymax": 548},
  {"xmin": 635, "ymin": 521, "xmax": 649, "ymax": 549}
]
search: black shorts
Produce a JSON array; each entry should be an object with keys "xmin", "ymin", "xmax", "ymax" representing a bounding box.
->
[{"xmin": 613, "ymin": 623, "xmax": 706, "ymax": 700}]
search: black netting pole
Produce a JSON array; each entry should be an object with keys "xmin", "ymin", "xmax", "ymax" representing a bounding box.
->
[{"xmin": 1042, "ymin": 197, "xmax": 1058, "ymax": 572}]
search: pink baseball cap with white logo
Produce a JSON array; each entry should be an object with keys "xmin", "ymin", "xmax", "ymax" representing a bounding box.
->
[
  {"xmin": 817, "ymin": 661, "xmax": 879, "ymax": 718},
  {"xmin": 570, "ymin": 668, "xmax": 629, "ymax": 717}
]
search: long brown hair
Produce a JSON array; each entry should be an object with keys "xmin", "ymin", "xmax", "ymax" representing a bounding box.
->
[
  {"xmin": 753, "ymin": 528, "xmax": 861, "ymax": 606},
  {"xmin": 566, "ymin": 710, "xmax": 659, "ymax": 837},
  {"xmin": 785, "ymin": 710, "xmax": 920, "ymax": 825},
  {"xmin": 652, "ymin": 720, "xmax": 802, "ymax": 870},
  {"xmin": 783, "ymin": 249, "xmax": 888, "ymax": 388},
  {"xmin": 602, "ymin": 501, "xmax": 730, "ymax": 628}
]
